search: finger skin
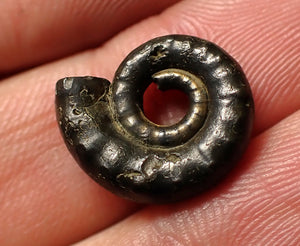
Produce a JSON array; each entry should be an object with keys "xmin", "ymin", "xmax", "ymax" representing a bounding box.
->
[
  {"xmin": 0, "ymin": 0, "xmax": 180, "ymax": 75},
  {"xmin": 143, "ymin": 83, "xmax": 190, "ymax": 125},
  {"xmin": 74, "ymin": 110, "xmax": 300, "ymax": 246},
  {"xmin": 0, "ymin": 0, "xmax": 299, "ymax": 245}
]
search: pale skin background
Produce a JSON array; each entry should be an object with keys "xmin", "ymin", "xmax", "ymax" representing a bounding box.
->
[{"xmin": 0, "ymin": 0, "xmax": 299, "ymax": 245}]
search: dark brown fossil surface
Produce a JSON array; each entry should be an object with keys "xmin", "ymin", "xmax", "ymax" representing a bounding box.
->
[{"xmin": 55, "ymin": 35, "xmax": 254, "ymax": 203}]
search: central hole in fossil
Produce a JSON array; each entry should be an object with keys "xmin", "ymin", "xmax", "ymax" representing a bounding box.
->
[{"xmin": 143, "ymin": 82, "xmax": 190, "ymax": 126}]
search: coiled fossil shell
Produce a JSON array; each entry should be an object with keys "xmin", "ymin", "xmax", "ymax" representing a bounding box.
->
[{"xmin": 55, "ymin": 35, "xmax": 254, "ymax": 203}]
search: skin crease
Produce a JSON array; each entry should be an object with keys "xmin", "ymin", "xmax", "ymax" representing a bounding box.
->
[
  {"xmin": 0, "ymin": 0, "xmax": 299, "ymax": 245},
  {"xmin": 0, "ymin": 0, "xmax": 180, "ymax": 75}
]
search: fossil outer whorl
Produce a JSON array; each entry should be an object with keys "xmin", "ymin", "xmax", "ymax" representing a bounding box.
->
[{"xmin": 55, "ymin": 35, "xmax": 254, "ymax": 203}]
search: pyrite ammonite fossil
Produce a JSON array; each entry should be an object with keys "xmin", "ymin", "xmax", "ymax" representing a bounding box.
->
[{"xmin": 55, "ymin": 35, "xmax": 254, "ymax": 203}]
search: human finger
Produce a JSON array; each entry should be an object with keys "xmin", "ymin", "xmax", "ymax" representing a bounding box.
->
[
  {"xmin": 0, "ymin": 0, "xmax": 299, "ymax": 245},
  {"xmin": 0, "ymin": 0, "xmax": 180, "ymax": 75}
]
